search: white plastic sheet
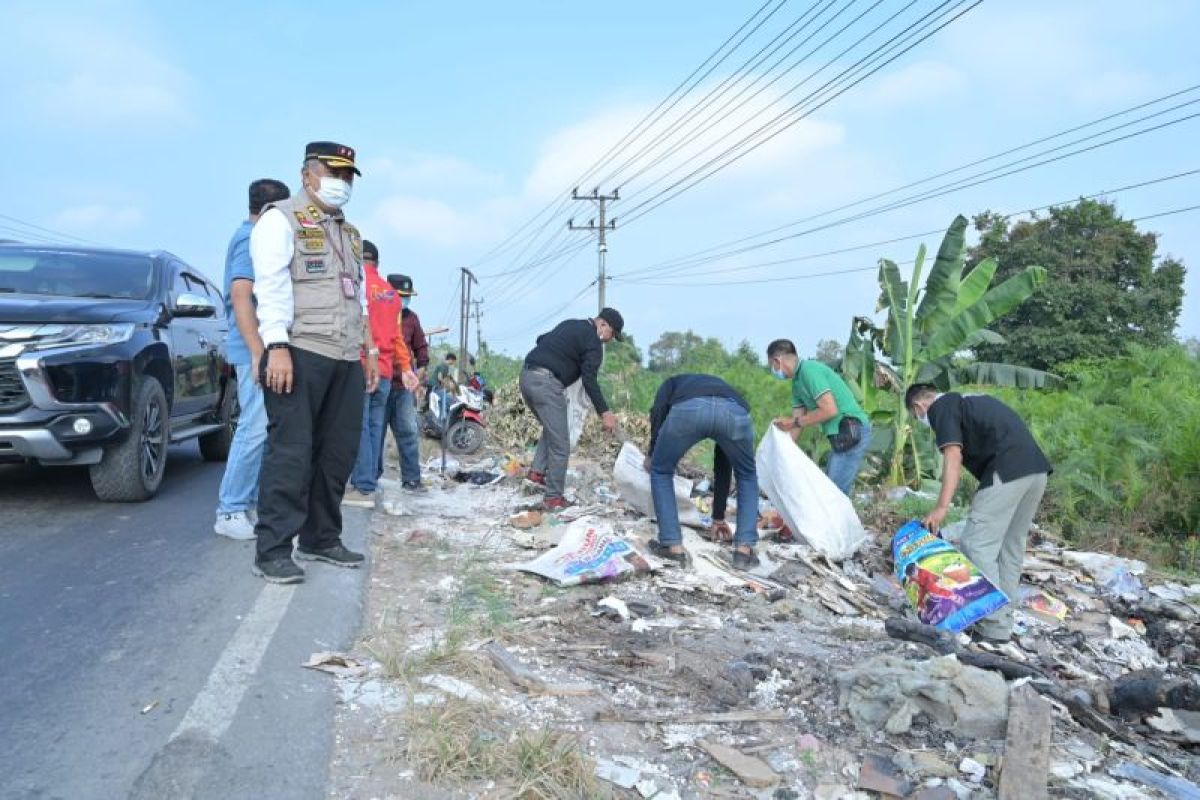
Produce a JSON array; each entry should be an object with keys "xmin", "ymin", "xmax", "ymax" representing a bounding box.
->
[
  {"xmin": 564, "ymin": 380, "xmax": 593, "ymax": 448},
  {"xmin": 516, "ymin": 516, "xmax": 650, "ymax": 586},
  {"xmin": 612, "ymin": 441, "xmax": 706, "ymax": 528},
  {"xmin": 755, "ymin": 426, "xmax": 867, "ymax": 560}
]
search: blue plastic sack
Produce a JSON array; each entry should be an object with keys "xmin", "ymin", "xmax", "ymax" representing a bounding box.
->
[{"xmin": 892, "ymin": 520, "xmax": 1009, "ymax": 633}]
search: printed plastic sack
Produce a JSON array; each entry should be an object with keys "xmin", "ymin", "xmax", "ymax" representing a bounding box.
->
[
  {"xmin": 564, "ymin": 380, "xmax": 593, "ymax": 447},
  {"xmin": 893, "ymin": 520, "xmax": 1009, "ymax": 633},
  {"xmin": 755, "ymin": 426, "xmax": 867, "ymax": 560},
  {"xmin": 516, "ymin": 516, "xmax": 650, "ymax": 586},
  {"xmin": 612, "ymin": 441, "xmax": 706, "ymax": 528}
]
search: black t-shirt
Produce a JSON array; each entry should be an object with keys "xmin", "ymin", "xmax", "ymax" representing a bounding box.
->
[
  {"xmin": 927, "ymin": 392, "xmax": 1051, "ymax": 487},
  {"xmin": 524, "ymin": 318, "xmax": 608, "ymax": 414}
]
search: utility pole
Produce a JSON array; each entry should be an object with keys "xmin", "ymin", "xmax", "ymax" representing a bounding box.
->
[
  {"xmin": 568, "ymin": 187, "xmax": 618, "ymax": 313},
  {"xmin": 458, "ymin": 268, "xmax": 477, "ymax": 383},
  {"xmin": 471, "ymin": 298, "xmax": 483, "ymax": 354}
]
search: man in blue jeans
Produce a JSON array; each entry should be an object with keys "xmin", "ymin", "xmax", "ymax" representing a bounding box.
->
[
  {"xmin": 646, "ymin": 374, "xmax": 760, "ymax": 569},
  {"xmin": 767, "ymin": 338, "xmax": 872, "ymax": 496},
  {"xmin": 214, "ymin": 178, "xmax": 291, "ymax": 539},
  {"xmin": 376, "ymin": 273, "xmax": 428, "ymax": 490}
]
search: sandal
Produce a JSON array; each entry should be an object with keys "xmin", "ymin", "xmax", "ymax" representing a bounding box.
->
[
  {"xmin": 648, "ymin": 539, "xmax": 689, "ymax": 567},
  {"xmin": 701, "ymin": 520, "xmax": 734, "ymax": 543}
]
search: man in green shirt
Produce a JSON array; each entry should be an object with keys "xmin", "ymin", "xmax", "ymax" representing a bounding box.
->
[{"xmin": 767, "ymin": 338, "xmax": 872, "ymax": 495}]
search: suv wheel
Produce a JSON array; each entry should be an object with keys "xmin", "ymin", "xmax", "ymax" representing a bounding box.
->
[
  {"xmin": 90, "ymin": 378, "xmax": 169, "ymax": 501},
  {"xmin": 199, "ymin": 378, "xmax": 237, "ymax": 462}
]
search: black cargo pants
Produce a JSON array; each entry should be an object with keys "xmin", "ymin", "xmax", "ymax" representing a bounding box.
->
[{"xmin": 254, "ymin": 346, "xmax": 365, "ymax": 563}]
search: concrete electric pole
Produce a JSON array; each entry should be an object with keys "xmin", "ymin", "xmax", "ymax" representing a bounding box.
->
[
  {"xmin": 458, "ymin": 268, "xmax": 477, "ymax": 383},
  {"xmin": 471, "ymin": 298, "xmax": 483, "ymax": 354},
  {"xmin": 568, "ymin": 187, "xmax": 618, "ymax": 313}
]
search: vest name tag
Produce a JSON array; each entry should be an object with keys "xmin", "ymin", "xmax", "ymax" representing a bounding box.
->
[{"xmin": 305, "ymin": 258, "xmax": 326, "ymax": 274}]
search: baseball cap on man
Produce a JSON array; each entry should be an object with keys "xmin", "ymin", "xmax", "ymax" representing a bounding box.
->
[
  {"xmin": 387, "ymin": 274, "xmax": 417, "ymax": 296},
  {"xmin": 305, "ymin": 141, "xmax": 362, "ymax": 176},
  {"xmin": 362, "ymin": 240, "xmax": 379, "ymax": 262},
  {"xmin": 597, "ymin": 307, "xmax": 625, "ymax": 341}
]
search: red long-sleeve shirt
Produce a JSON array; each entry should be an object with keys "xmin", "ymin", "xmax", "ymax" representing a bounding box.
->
[{"xmin": 362, "ymin": 264, "xmax": 411, "ymax": 380}]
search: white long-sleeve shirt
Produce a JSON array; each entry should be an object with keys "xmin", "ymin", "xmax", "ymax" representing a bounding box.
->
[{"xmin": 250, "ymin": 207, "xmax": 367, "ymax": 346}]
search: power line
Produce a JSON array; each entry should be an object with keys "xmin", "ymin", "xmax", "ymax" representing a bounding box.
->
[
  {"xmin": 618, "ymin": 168, "xmax": 1200, "ymax": 284},
  {"xmin": 468, "ymin": 0, "xmax": 786, "ymax": 275},
  {"xmin": 614, "ymin": 201, "xmax": 1200, "ymax": 288},
  {"xmin": 0, "ymin": 213, "xmax": 110, "ymax": 248},
  {"xmin": 618, "ymin": 108, "xmax": 1200, "ymax": 281},
  {"xmin": 615, "ymin": 0, "xmax": 982, "ymax": 225},
  {"xmin": 619, "ymin": 83, "xmax": 1200, "ymax": 278}
]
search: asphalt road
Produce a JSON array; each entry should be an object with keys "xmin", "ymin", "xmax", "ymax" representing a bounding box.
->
[{"xmin": 0, "ymin": 444, "xmax": 370, "ymax": 800}]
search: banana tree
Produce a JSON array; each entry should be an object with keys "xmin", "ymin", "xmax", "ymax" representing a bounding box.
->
[{"xmin": 843, "ymin": 215, "xmax": 1062, "ymax": 485}]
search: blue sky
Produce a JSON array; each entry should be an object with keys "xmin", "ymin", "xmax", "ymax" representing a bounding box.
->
[{"xmin": 2, "ymin": 0, "xmax": 1197, "ymax": 359}]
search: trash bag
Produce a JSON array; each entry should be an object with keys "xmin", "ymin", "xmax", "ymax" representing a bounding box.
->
[
  {"xmin": 564, "ymin": 380, "xmax": 593, "ymax": 448},
  {"xmin": 892, "ymin": 520, "xmax": 1009, "ymax": 633},
  {"xmin": 516, "ymin": 516, "xmax": 651, "ymax": 586},
  {"xmin": 612, "ymin": 441, "xmax": 706, "ymax": 528},
  {"xmin": 754, "ymin": 426, "xmax": 867, "ymax": 560}
]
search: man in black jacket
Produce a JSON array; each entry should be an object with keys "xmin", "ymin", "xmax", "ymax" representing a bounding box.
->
[
  {"xmin": 520, "ymin": 308, "xmax": 623, "ymax": 509},
  {"xmin": 647, "ymin": 374, "xmax": 759, "ymax": 569}
]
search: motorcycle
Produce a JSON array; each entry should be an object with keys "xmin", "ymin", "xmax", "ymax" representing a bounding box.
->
[{"xmin": 422, "ymin": 383, "xmax": 489, "ymax": 455}]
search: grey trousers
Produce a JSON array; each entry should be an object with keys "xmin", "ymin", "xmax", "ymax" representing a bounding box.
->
[
  {"xmin": 958, "ymin": 471, "xmax": 1048, "ymax": 639},
  {"xmin": 519, "ymin": 367, "xmax": 570, "ymax": 499}
]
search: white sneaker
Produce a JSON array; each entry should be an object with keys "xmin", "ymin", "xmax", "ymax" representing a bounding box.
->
[
  {"xmin": 215, "ymin": 511, "xmax": 256, "ymax": 540},
  {"xmin": 341, "ymin": 489, "xmax": 376, "ymax": 509}
]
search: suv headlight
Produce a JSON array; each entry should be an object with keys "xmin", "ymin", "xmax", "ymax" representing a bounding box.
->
[{"xmin": 28, "ymin": 323, "xmax": 136, "ymax": 350}]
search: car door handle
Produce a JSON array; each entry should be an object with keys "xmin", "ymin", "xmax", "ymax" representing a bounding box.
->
[{"xmin": 197, "ymin": 335, "xmax": 210, "ymax": 348}]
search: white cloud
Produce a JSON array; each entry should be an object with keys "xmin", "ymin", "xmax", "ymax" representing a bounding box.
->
[
  {"xmin": 368, "ymin": 196, "xmax": 498, "ymax": 249},
  {"xmin": 52, "ymin": 204, "xmax": 144, "ymax": 231},
  {"xmin": 1, "ymin": 9, "xmax": 191, "ymax": 128},
  {"xmin": 362, "ymin": 154, "xmax": 505, "ymax": 194}
]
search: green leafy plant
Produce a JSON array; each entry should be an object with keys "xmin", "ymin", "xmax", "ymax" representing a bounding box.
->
[{"xmin": 844, "ymin": 215, "xmax": 1060, "ymax": 485}]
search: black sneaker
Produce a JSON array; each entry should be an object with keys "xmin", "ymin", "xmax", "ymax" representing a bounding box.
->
[
  {"xmin": 252, "ymin": 557, "xmax": 305, "ymax": 584},
  {"xmin": 732, "ymin": 548, "xmax": 761, "ymax": 570},
  {"xmin": 401, "ymin": 480, "xmax": 427, "ymax": 492},
  {"xmin": 294, "ymin": 543, "xmax": 365, "ymax": 568},
  {"xmin": 647, "ymin": 539, "xmax": 688, "ymax": 566}
]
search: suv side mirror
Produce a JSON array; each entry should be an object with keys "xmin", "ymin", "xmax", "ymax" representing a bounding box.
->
[{"xmin": 173, "ymin": 292, "xmax": 216, "ymax": 318}]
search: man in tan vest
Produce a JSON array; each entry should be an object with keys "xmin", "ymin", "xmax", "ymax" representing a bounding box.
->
[{"xmin": 250, "ymin": 141, "xmax": 379, "ymax": 584}]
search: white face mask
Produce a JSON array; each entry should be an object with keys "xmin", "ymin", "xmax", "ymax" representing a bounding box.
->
[{"xmin": 314, "ymin": 176, "xmax": 352, "ymax": 208}]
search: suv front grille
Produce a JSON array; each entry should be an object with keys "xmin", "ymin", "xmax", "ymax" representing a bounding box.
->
[{"xmin": 0, "ymin": 358, "xmax": 30, "ymax": 413}]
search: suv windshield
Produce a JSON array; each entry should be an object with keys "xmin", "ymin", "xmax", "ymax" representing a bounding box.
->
[{"xmin": 0, "ymin": 249, "xmax": 155, "ymax": 299}]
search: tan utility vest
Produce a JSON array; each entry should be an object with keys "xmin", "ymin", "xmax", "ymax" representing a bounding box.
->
[{"xmin": 264, "ymin": 191, "xmax": 364, "ymax": 361}]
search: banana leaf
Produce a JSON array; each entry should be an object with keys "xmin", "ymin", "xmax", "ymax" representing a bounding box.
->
[
  {"xmin": 914, "ymin": 215, "xmax": 967, "ymax": 333},
  {"xmin": 924, "ymin": 266, "xmax": 1046, "ymax": 361},
  {"xmin": 950, "ymin": 257, "xmax": 999, "ymax": 318},
  {"xmin": 958, "ymin": 362, "xmax": 1064, "ymax": 389},
  {"xmin": 877, "ymin": 258, "xmax": 908, "ymax": 359}
]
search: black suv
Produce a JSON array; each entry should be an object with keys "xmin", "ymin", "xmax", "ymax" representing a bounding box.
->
[{"xmin": 0, "ymin": 243, "xmax": 235, "ymax": 500}]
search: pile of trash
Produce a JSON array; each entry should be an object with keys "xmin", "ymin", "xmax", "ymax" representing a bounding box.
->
[
  {"xmin": 488, "ymin": 381, "xmax": 651, "ymax": 462},
  {"xmin": 332, "ymin": 432, "xmax": 1200, "ymax": 799}
]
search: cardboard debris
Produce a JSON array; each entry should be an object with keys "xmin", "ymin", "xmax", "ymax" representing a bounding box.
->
[
  {"xmin": 698, "ymin": 740, "xmax": 779, "ymax": 788},
  {"xmin": 303, "ymin": 651, "xmax": 368, "ymax": 678}
]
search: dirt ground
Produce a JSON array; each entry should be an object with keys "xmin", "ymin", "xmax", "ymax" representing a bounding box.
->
[{"xmin": 323, "ymin": 442, "xmax": 1200, "ymax": 800}]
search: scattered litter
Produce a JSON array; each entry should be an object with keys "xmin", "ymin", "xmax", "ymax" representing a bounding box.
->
[
  {"xmin": 303, "ymin": 651, "xmax": 368, "ymax": 678},
  {"xmin": 453, "ymin": 469, "xmax": 503, "ymax": 485},
  {"xmin": 1021, "ymin": 585, "xmax": 1069, "ymax": 623},
  {"xmin": 595, "ymin": 758, "xmax": 640, "ymax": 789},
  {"xmin": 596, "ymin": 596, "xmax": 631, "ymax": 621},
  {"xmin": 508, "ymin": 509, "xmax": 543, "ymax": 529},
  {"xmin": 958, "ymin": 757, "xmax": 986, "ymax": 784},
  {"xmin": 141, "ymin": 700, "xmax": 159, "ymax": 715},
  {"xmin": 1110, "ymin": 760, "xmax": 1200, "ymax": 800},
  {"xmin": 516, "ymin": 516, "xmax": 651, "ymax": 586},
  {"xmin": 418, "ymin": 674, "xmax": 488, "ymax": 702},
  {"xmin": 857, "ymin": 753, "xmax": 913, "ymax": 797}
]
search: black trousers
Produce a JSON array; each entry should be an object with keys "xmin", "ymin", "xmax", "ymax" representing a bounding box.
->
[{"xmin": 255, "ymin": 347, "xmax": 365, "ymax": 562}]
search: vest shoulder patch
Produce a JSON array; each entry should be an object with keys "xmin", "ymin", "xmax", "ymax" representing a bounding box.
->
[{"xmin": 294, "ymin": 211, "xmax": 318, "ymax": 229}]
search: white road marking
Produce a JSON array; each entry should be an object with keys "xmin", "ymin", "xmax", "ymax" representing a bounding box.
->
[{"xmin": 169, "ymin": 584, "xmax": 295, "ymax": 742}]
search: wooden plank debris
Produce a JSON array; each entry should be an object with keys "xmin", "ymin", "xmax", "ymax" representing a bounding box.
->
[
  {"xmin": 998, "ymin": 683, "xmax": 1054, "ymax": 800},
  {"xmin": 598, "ymin": 709, "xmax": 787, "ymax": 724},
  {"xmin": 699, "ymin": 740, "xmax": 780, "ymax": 788},
  {"xmin": 485, "ymin": 643, "xmax": 593, "ymax": 696}
]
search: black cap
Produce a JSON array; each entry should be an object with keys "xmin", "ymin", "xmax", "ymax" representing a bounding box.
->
[
  {"xmin": 304, "ymin": 141, "xmax": 362, "ymax": 176},
  {"xmin": 386, "ymin": 273, "xmax": 417, "ymax": 296},
  {"xmin": 362, "ymin": 240, "xmax": 378, "ymax": 262},
  {"xmin": 598, "ymin": 307, "xmax": 624, "ymax": 340}
]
